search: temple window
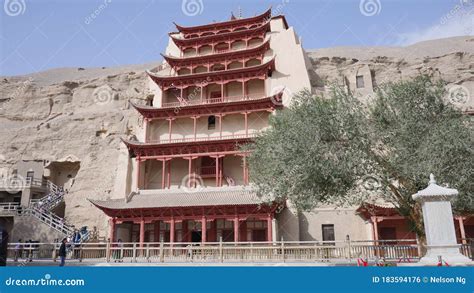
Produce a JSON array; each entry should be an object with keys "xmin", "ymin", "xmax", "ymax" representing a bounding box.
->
[{"xmin": 208, "ymin": 115, "xmax": 216, "ymax": 129}]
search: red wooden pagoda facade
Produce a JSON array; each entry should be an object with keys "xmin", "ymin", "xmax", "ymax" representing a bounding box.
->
[{"xmin": 91, "ymin": 9, "xmax": 286, "ymax": 245}]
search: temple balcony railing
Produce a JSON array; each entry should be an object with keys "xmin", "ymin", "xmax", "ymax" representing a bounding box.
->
[
  {"xmin": 161, "ymin": 92, "xmax": 266, "ymax": 108},
  {"xmin": 148, "ymin": 132, "xmax": 259, "ymax": 145}
]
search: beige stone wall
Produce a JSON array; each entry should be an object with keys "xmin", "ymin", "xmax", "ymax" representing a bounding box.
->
[
  {"xmin": 9, "ymin": 215, "xmax": 65, "ymax": 242},
  {"xmin": 299, "ymin": 208, "xmax": 372, "ymax": 241}
]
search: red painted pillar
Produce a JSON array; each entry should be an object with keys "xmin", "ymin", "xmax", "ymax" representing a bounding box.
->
[
  {"xmin": 170, "ymin": 218, "xmax": 175, "ymax": 244},
  {"xmin": 371, "ymin": 216, "xmax": 379, "ymax": 241},
  {"xmin": 167, "ymin": 160, "xmax": 171, "ymax": 188},
  {"xmin": 109, "ymin": 218, "xmax": 116, "ymax": 242},
  {"xmin": 267, "ymin": 216, "xmax": 272, "ymax": 242},
  {"xmin": 242, "ymin": 80, "xmax": 245, "ymax": 97},
  {"xmin": 161, "ymin": 159, "xmax": 166, "ymax": 189},
  {"xmin": 242, "ymin": 155, "xmax": 247, "ymax": 185},
  {"xmin": 192, "ymin": 116, "xmax": 198, "ymax": 140},
  {"xmin": 218, "ymin": 115, "xmax": 223, "ymax": 138},
  {"xmin": 219, "ymin": 157, "xmax": 223, "ymax": 187},
  {"xmin": 144, "ymin": 118, "xmax": 149, "ymax": 143},
  {"xmin": 187, "ymin": 157, "xmax": 192, "ymax": 187},
  {"xmin": 167, "ymin": 118, "xmax": 173, "ymax": 142},
  {"xmin": 139, "ymin": 218, "xmax": 145, "ymax": 248},
  {"xmin": 244, "ymin": 112, "xmax": 248, "ymax": 136},
  {"xmin": 220, "ymin": 83, "xmax": 224, "ymax": 99},
  {"xmin": 201, "ymin": 217, "xmax": 207, "ymax": 243},
  {"xmin": 233, "ymin": 217, "xmax": 239, "ymax": 242},
  {"xmin": 458, "ymin": 217, "xmax": 467, "ymax": 244},
  {"xmin": 136, "ymin": 158, "xmax": 141, "ymax": 190},
  {"xmin": 215, "ymin": 156, "xmax": 219, "ymax": 187}
]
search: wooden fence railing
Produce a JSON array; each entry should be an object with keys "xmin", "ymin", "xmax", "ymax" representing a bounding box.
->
[{"xmin": 6, "ymin": 239, "xmax": 473, "ymax": 264}]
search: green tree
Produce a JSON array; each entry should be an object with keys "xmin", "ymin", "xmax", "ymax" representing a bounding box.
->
[{"xmin": 246, "ymin": 76, "xmax": 473, "ymax": 237}]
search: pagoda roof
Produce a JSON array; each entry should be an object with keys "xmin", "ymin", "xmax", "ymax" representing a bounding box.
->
[
  {"xmin": 161, "ymin": 38, "xmax": 271, "ymax": 68},
  {"xmin": 170, "ymin": 21, "xmax": 271, "ymax": 49},
  {"xmin": 130, "ymin": 91, "xmax": 283, "ymax": 119},
  {"xmin": 89, "ymin": 186, "xmax": 263, "ymax": 212},
  {"xmin": 174, "ymin": 8, "xmax": 272, "ymax": 34},
  {"xmin": 121, "ymin": 135, "xmax": 255, "ymax": 158},
  {"xmin": 147, "ymin": 57, "xmax": 276, "ymax": 90}
]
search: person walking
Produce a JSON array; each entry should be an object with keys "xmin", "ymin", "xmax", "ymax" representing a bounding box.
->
[
  {"xmin": 59, "ymin": 238, "xmax": 67, "ymax": 267},
  {"xmin": 14, "ymin": 239, "xmax": 22, "ymax": 262}
]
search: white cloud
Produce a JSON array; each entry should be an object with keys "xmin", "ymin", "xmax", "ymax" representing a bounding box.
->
[{"xmin": 394, "ymin": 4, "xmax": 473, "ymax": 46}]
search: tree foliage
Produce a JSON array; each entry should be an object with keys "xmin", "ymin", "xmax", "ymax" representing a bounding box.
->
[{"xmin": 246, "ymin": 76, "xmax": 473, "ymax": 236}]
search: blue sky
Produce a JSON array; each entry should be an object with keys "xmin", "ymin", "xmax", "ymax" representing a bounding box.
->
[{"xmin": 0, "ymin": 0, "xmax": 472, "ymax": 76}]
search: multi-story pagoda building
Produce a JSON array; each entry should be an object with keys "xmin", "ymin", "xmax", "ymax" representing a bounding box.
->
[{"xmin": 90, "ymin": 8, "xmax": 312, "ymax": 245}]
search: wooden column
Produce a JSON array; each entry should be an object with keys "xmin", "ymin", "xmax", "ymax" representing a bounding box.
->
[
  {"xmin": 139, "ymin": 218, "xmax": 145, "ymax": 248},
  {"xmin": 201, "ymin": 217, "xmax": 207, "ymax": 243},
  {"xmin": 200, "ymin": 86, "xmax": 204, "ymax": 102},
  {"xmin": 136, "ymin": 158, "xmax": 141, "ymax": 190},
  {"xmin": 192, "ymin": 116, "xmax": 199, "ymax": 141},
  {"xmin": 109, "ymin": 218, "xmax": 116, "ymax": 242},
  {"xmin": 233, "ymin": 217, "xmax": 239, "ymax": 242},
  {"xmin": 371, "ymin": 216, "xmax": 379, "ymax": 241},
  {"xmin": 267, "ymin": 216, "xmax": 272, "ymax": 242},
  {"xmin": 242, "ymin": 155, "xmax": 248, "ymax": 185},
  {"xmin": 161, "ymin": 159, "xmax": 166, "ymax": 189},
  {"xmin": 458, "ymin": 217, "xmax": 467, "ymax": 244},
  {"xmin": 167, "ymin": 118, "xmax": 174, "ymax": 142},
  {"xmin": 143, "ymin": 118, "xmax": 149, "ymax": 143},
  {"xmin": 218, "ymin": 115, "xmax": 223, "ymax": 138},
  {"xmin": 243, "ymin": 112, "xmax": 248, "ymax": 136},
  {"xmin": 167, "ymin": 160, "xmax": 171, "ymax": 188},
  {"xmin": 170, "ymin": 218, "xmax": 175, "ymax": 244},
  {"xmin": 220, "ymin": 83, "xmax": 224, "ymax": 99},
  {"xmin": 241, "ymin": 80, "xmax": 245, "ymax": 97},
  {"xmin": 215, "ymin": 156, "xmax": 219, "ymax": 187}
]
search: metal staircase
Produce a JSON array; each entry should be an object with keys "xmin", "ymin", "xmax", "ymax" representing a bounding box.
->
[{"xmin": 19, "ymin": 180, "xmax": 90, "ymax": 243}]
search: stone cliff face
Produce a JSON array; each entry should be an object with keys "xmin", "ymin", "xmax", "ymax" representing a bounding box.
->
[{"xmin": 0, "ymin": 37, "xmax": 472, "ymax": 237}]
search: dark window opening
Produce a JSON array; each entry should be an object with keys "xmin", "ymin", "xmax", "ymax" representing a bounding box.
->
[
  {"xmin": 208, "ymin": 115, "xmax": 216, "ymax": 129},
  {"xmin": 322, "ymin": 224, "xmax": 335, "ymax": 243}
]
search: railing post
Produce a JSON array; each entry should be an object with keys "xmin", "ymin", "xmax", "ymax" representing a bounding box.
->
[
  {"xmin": 146, "ymin": 244, "xmax": 150, "ymax": 262},
  {"xmin": 345, "ymin": 236, "xmax": 352, "ymax": 261},
  {"xmin": 219, "ymin": 237, "xmax": 223, "ymax": 263},
  {"xmin": 79, "ymin": 245, "xmax": 83, "ymax": 262},
  {"xmin": 281, "ymin": 237, "xmax": 285, "ymax": 262},
  {"xmin": 106, "ymin": 239, "xmax": 111, "ymax": 263},
  {"xmin": 132, "ymin": 243, "xmax": 137, "ymax": 263},
  {"xmin": 159, "ymin": 241, "xmax": 164, "ymax": 263}
]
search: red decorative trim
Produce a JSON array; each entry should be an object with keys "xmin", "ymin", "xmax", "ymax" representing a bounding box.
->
[
  {"xmin": 90, "ymin": 201, "xmax": 280, "ymax": 219},
  {"xmin": 131, "ymin": 92, "xmax": 282, "ymax": 119},
  {"xmin": 170, "ymin": 21, "xmax": 270, "ymax": 49},
  {"xmin": 121, "ymin": 136, "xmax": 253, "ymax": 158},
  {"xmin": 174, "ymin": 8, "xmax": 271, "ymax": 35},
  {"xmin": 161, "ymin": 39, "xmax": 270, "ymax": 68},
  {"xmin": 147, "ymin": 57, "xmax": 275, "ymax": 90}
]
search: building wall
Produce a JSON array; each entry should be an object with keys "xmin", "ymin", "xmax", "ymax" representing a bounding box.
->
[
  {"xmin": 268, "ymin": 18, "xmax": 312, "ymax": 105},
  {"xmin": 299, "ymin": 208, "xmax": 372, "ymax": 241}
]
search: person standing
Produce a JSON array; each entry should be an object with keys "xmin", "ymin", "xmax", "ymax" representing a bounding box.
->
[
  {"xmin": 14, "ymin": 239, "xmax": 22, "ymax": 262},
  {"xmin": 59, "ymin": 238, "xmax": 67, "ymax": 267}
]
